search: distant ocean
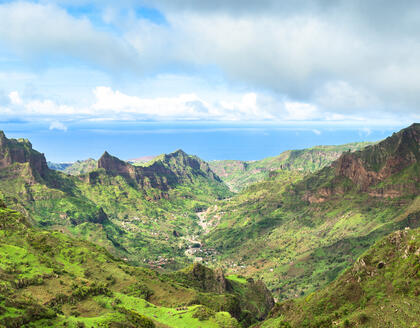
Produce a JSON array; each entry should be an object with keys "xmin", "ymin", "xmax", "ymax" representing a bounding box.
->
[{"xmin": 1, "ymin": 121, "xmax": 405, "ymax": 163}]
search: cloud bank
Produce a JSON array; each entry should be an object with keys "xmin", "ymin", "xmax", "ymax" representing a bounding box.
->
[{"xmin": 0, "ymin": 1, "xmax": 419, "ymax": 124}]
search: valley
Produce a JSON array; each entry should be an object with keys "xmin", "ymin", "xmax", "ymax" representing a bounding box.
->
[{"xmin": 0, "ymin": 123, "xmax": 419, "ymax": 327}]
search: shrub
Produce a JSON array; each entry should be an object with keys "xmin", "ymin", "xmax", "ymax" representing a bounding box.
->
[
  {"xmin": 357, "ymin": 312, "xmax": 369, "ymax": 324},
  {"xmin": 124, "ymin": 283, "xmax": 154, "ymax": 301},
  {"xmin": 192, "ymin": 306, "xmax": 215, "ymax": 321}
]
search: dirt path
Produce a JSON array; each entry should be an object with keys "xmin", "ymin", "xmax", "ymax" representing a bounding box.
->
[{"xmin": 183, "ymin": 206, "xmax": 218, "ymax": 260}]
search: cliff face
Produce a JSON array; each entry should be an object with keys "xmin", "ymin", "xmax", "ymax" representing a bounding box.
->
[
  {"xmin": 98, "ymin": 151, "xmax": 137, "ymax": 179},
  {"xmin": 303, "ymin": 124, "xmax": 419, "ymax": 203},
  {"xmin": 170, "ymin": 263, "xmax": 274, "ymax": 322},
  {"xmin": 333, "ymin": 123, "xmax": 420, "ymax": 190},
  {"xmin": 0, "ymin": 131, "xmax": 49, "ymax": 180},
  {"xmin": 97, "ymin": 149, "xmax": 223, "ymax": 192}
]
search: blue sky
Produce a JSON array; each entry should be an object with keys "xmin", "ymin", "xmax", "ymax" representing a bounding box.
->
[{"xmin": 0, "ymin": 1, "xmax": 419, "ymax": 161}]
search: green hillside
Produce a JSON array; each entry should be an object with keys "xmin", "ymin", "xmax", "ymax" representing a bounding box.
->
[
  {"xmin": 0, "ymin": 133, "xmax": 231, "ymax": 268},
  {"xmin": 48, "ymin": 159, "xmax": 97, "ymax": 176},
  {"xmin": 209, "ymin": 142, "xmax": 374, "ymax": 192},
  {"xmin": 258, "ymin": 227, "xmax": 420, "ymax": 328},
  {"xmin": 64, "ymin": 159, "xmax": 98, "ymax": 176},
  {"xmin": 1, "ymin": 124, "xmax": 419, "ymax": 327},
  {"xmin": 0, "ymin": 201, "xmax": 273, "ymax": 328},
  {"xmin": 203, "ymin": 124, "xmax": 420, "ymax": 299}
]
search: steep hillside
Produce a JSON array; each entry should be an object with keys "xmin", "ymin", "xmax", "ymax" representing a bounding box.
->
[
  {"xmin": 0, "ymin": 131, "xmax": 231, "ymax": 268},
  {"xmin": 48, "ymin": 159, "xmax": 98, "ymax": 176},
  {"xmin": 97, "ymin": 149, "xmax": 222, "ymax": 191},
  {"xmin": 47, "ymin": 162, "xmax": 72, "ymax": 172},
  {"xmin": 259, "ymin": 227, "xmax": 420, "ymax": 328},
  {"xmin": 203, "ymin": 124, "xmax": 419, "ymax": 299},
  {"xmin": 209, "ymin": 142, "xmax": 374, "ymax": 191},
  {"xmin": 0, "ymin": 201, "xmax": 273, "ymax": 327},
  {"xmin": 0, "ymin": 131, "xmax": 49, "ymax": 181}
]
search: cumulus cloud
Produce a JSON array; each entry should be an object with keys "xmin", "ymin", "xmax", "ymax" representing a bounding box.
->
[
  {"xmin": 113, "ymin": 4, "xmax": 420, "ymax": 114},
  {"xmin": 1, "ymin": 1, "xmax": 420, "ymax": 121},
  {"xmin": 49, "ymin": 121, "xmax": 68, "ymax": 131},
  {"xmin": 0, "ymin": 2, "xmax": 139, "ymax": 72},
  {"xmin": 0, "ymin": 87, "xmax": 314, "ymax": 122},
  {"xmin": 9, "ymin": 91, "xmax": 22, "ymax": 105},
  {"xmin": 1, "ymin": 86, "xmax": 417, "ymax": 126}
]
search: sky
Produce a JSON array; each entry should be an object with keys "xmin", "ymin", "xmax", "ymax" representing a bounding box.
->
[{"xmin": 0, "ymin": 0, "xmax": 419, "ymax": 162}]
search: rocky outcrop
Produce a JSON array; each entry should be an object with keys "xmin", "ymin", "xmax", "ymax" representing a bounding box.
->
[
  {"xmin": 97, "ymin": 149, "xmax": 223, "ymax": 192},
  {"xmin": 98, "ymin": 151, "xmax": 137, "ymax": 180},
  {"xmin": 188, "ymin": 263, "xmax": 230, "ymax": 294},
  {"xmin": 333, "ymin": 123, "xmax": 419, "ymax": 191},
  {"xmin": 303, "ymin": 124, "xmax": 419, "ymax": 203},
  {"xmin": 243, "ymin": 278, "xmax": 275, "ymax": 320},
  {"xmin": 0, "ymin": 131, "xmax": 49, "ymax": 180}
]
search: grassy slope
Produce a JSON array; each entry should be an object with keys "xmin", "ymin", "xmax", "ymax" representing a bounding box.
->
[
  {"xmin": 0, "ymin": 136, "xmax": 231, "ymax": 269},
  {"xmin": 0, "ymin": 203, "xmax": 271, "ymax": 328},
  {"xmin": 209, "ymin": 142, "xmax": 374, "ymax": 192},
  {"xmin": 47, "ymin": 159, "xmax": 98, "ymax": 176},
  {"xmin": 258, "ymin": 227, "xmax": 420, "ymax": 328},
  {"xmin": 74, "ymin": 169, "xmax": 231, "ymax": 266},
  {"xmin": 203, "ymin": 126, "xmax": 419, "ymax": 299}
]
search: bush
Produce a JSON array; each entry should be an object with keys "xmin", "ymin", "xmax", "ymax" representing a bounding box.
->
[
  {"xmin": 392, "ymin": 278, "xmax": 410, "ymax": 293},
  {"xmin": 124, "ymin": 283, "xmax": 154, "ymax": 301},
  {"xmin": 192, "ymin": 306, "xmax": 215, "ymax": 321},
  {"xmin": 123, "ymin": 309, "xmax": 155, "ymax": 328},
  {"xmin": 343, "ymin": 319, "xmax": 351, "ymax": 327},
  {"xmin": 357, "ymin": 312, "xmax": 369, "ymax": 324}
]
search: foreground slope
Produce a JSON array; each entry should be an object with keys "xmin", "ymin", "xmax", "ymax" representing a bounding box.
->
[
  {"xmin": 204, "ymin": 124, "xmax": 420, "ymax": 299},
  {"xmin": 0, "ymin": 132, "xmax": 231, "ymax": 267},
  {"xmin": 209, "ymin": 142, "xmax": 374, "ymax": 192},
  {"xmin": 0, "ymin": 201, "xmax": 273, "ymax": 327},
  {"xmin": 259, "ymin": 227, "xmax": 420, "ymax": 328}
]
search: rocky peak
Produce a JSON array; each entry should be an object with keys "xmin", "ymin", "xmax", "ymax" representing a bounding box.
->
[
  {"xmin": 96, "ymin": 149, "xmax": 223, "ymax": 193},
  {"xmin": 98, "ymin": 151, "xmax": 135, "ymax": 178},
  {"xmin": 0, "ymin": 130, "xmax": 48, "ymax": 179},
  {"xmin": 333, "ymin": 123, "xmax": 419, "ymax": 190},
  {"xmin": 162, "ymin": 149, "xmax": 222, "ymax": 183}
]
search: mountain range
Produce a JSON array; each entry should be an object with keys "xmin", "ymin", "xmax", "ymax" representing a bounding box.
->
[{"xmin": 0, "ymin": 123, "xmax": 419, "ymax": 327}]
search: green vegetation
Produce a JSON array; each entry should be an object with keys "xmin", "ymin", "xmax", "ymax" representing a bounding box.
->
[
  {"xmin": 0, "ymin": 133, "xmax": 232, "ymax": 268},
  {"xmin": 48, "ymin": 159, "xmax": 97, "ymax": 176},
  {"xmin": 259, "ymin": 228, "xmax": 420, "ymax": 327},
  {"xmin": 204, "ymin": 124, "xmax": 419, "ymax": 299},
  {"xmin": 1, "ymin": 124, "xmax": 419, "ymax": 327},
  {"xmin": 0, "ymin": 201, "xmax": 272, "ymax": 327},
  {"xmin": 209, "ymin": 142, "xmax": 374, "ymax": 192},
  {"xmin": 65, "ymin": 159, "xmax": 98, "ymax": 175}
]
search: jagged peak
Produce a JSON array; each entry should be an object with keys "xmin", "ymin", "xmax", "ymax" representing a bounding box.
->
[
  {"xmin": 172, "ymin": 149, "xmax": 187, "ymax": 156},
  {"xmin": 0, "ymin": 130, "xmax": 48, "ymax": 179},
  {"xmin": 98, "ymin": 151, "xmax": 128, "ymax": 167},
  {"xmin": 331, "ymin": 123, "xmax": 419, "ymax": 190},
  {"xmin": 100, "ymin": 150, "xmax": 112, "ymax": 158}
]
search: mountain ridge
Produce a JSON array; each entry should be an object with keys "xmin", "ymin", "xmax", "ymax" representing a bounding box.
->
[
  {"xmin": 202, "ymin": 123, "xmax": 419, "ymax": 299},
  {"xmin": 209, "ymin": 141, "xmax": 376, "ymax": 192}
]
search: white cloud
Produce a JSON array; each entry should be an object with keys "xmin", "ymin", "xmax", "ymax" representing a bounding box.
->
[
  {"xmin": 0, "ymin": 2, "xmax": 138, "ymax": 72},
  {"xmin": 284, "ymin": 102, "xmax": 319, "ymax": 120},
  {"xmin": 0, "ymin": 1, "xmax": 420, "ymax": 121},
  {"xmin": 8, "ymin": 91, "xmax": 22, "ymax": 105},
  {"xmin": 49, "ymin": 121, "xmax": 68, "ymax": 131},
  {"xmin": 312, "ymin": 129, "xmax": 321, "ymax": 135},
  {"xmin": 0, "ymin": 86, "xmax": 312, "ymax": 121},
  {"xmin": 0, "ymin": 85, "xmax": 417, "ymax": 126}
]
